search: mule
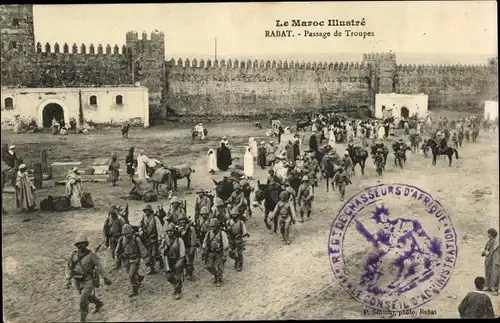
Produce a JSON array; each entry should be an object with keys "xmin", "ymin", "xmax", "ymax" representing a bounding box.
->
[
  {"xmin": 253, "ymin": 181, "xmax": 284, "ymax": 232},
  {"xmin": 347, "ymin": 145, "xmax": 368, "ymax": 175},
  {"xmin": 148, "ymin": 167, "xmax": 174, "ymax": 195},
  {"xmin": 296, "ymin": 119, "xmax": 310, "ymax": 132},
  {"xmin": 192, "ymin": 128, "xmax": 208, "ymax": 140},
  {"xmin": 253, "ymin": 121, "xmax": 262, "ymax": 129},
  {"xmin": 409, "ymin": 134, "xmax": 421, "ymax": 153},
  {"xmin": 471, "ymin": 128, "xmax": 479, "ymax": 142},
  {"xmin": 121, "ymin": 123, "xmax": 130, "ymax": 139},
  {"xmin": 169, "ymin": 165, "xmax": 195, "ymax": 191},
  {"xmin": 426, "ymin": 139, "xmax": 459, "ymax": 166}
]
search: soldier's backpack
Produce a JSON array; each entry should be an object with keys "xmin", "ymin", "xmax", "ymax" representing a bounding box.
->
[{"xmin": 81, "ymin": 192, "xmax": 94, "ymax": 208}]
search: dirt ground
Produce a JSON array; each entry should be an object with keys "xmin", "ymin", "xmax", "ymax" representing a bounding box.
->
[{"xmin": 2, "ymin": 112, "xmax": 499, "ymax": 322}]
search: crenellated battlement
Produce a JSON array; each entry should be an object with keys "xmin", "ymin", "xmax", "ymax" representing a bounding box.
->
[
  {"xmin": 363, "ymin": 52, "xmax": 396, "ymax": 61},
  {"xmin": 166, "ymin": 57, "xmax": 366, "ymax": 71},
  {"xmin": 126, "ymin": 30, "xmax": 165, "ymax": 43},
  {"xmin": 396, "ymin": 63, "xmax": 488, "ymax": 73},
  {"xmin": 35, "ymin": 42, "xmax": 129, "ymax": 55}
]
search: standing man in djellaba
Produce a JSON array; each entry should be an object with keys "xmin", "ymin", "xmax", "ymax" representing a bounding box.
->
[
  {"xmin": 216, "ymin": 141, "xmax": 232, "ymax": 171},
  {"xmin": 15, "ymin": 163, "xmax": 37, "ymax": 212},
  {"xmin": 482, "ymin": 228, "xmax": 500, "ymax": 296},
  {"xmin": 66, "ymin": 167, "xmax": 82, "ymax": 209}
]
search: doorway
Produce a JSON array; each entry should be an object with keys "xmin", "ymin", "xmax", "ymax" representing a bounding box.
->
[
  {"xmin": 400, "ymin": 106, "xmax": 409, "ymax": 119},
  {"xmin": 42, "ymin": 103, "xmax": 64, "ymax": 128}
]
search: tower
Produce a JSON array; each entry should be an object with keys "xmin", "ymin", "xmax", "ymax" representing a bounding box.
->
[
  {"xmin": 125, "ymin": 29, "xmax": 166, "ymax": 119},
  {"xmin": 0, "ymin": 4, "xmax": 35, "ymax": 54},
  {"xmin": 362, "ymin": 53, "xmax": 398, "ymax": 111},
  {"xmin": 0, "ymin": 5, "xmax": 36, "ymax": 86}
]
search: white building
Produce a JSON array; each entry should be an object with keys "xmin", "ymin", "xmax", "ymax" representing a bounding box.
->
[
  {"xmin": 375, "ymin": 93, "xmax": 429, "ymax": 121},
  {"xmin": 1, "ymin": 86, "xmax": 150, "ymax": 128},
  {"xmin": 483, "ymin": 101, "xmax": 498, "ymax": 121}
]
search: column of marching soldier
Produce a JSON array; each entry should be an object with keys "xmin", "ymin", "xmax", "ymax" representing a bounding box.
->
[{"xmin": 65, "ymin": 176, "xmax": 316, "ymax": 323}]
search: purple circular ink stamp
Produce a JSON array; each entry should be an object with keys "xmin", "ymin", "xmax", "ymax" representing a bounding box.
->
[{"xmin": 329, "ymin": 183, "xmax": 458, "ymax": 311}]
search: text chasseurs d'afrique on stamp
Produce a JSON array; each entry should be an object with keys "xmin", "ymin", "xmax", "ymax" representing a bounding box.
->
[{"xmin": 265, "ymin": 19, "xmax": 374, "ymax": 39}]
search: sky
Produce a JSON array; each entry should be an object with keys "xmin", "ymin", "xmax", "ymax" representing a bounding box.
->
[{"xmin": 32, "ymin": 2, "xmax": 498, "ymax": 64}]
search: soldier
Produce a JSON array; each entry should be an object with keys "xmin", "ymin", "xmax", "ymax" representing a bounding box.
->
[
  {"xmin": 227, "ymin": 208, "xmax": 249, "ymax": 272},
  {"xmin": 202, "ymin": 218, "xmax": 229, "ymax": 287},
  {"xmin": 269, "ymin": 191, "xmax": 296, "ymax": 245},
  {"xmin": 374, "ymin": 148, "xmax": 386, "ymax": 176},
  {"xmin": 194, "ymin": 187, "xmax": 212, "ymax": 222},
  {"xmin": 65, "ymin": 234, "xmax": 112, "ymax": 322},
  {"xmin": 225, "ymin": 183, "xmax": 248, "ymax": 222},
  {"xmin": 178, "ymin": 215, "xmax": 198, "ymax": 281},
  {"xmin": 332, "ymin": 166, "xmax": 352, "ymax": 200},
  {"xmin": 159, "ymin": 223, "xmax": 186, "ymax": 300},
  {"xmin": 196, "ymin": 206, "xmax": 212, "ymax": 243},
  {"xmin": 213, "ymin": 197, "xmax": 229, "ymax": 224},
  {"xmin": 139, "ymin": 204, "xmax": 165, "ymax": 275},
  {"xmin": 167, "ymin": 196, "xmax": 186, "ymax": 225},
  {"xmin": 284, "ymin": 178, "xmax": 297, "ymax": 210},
  {"xmin": 103, "ymin": 209, "xmax": 126, "ymax": 269},
  {"xmin": 115, "ymin": 224, "xmax": 149, "ymax": 297},
  {"xmin": 297, "ymin": 175, "xmax": 314, "ymax": 223},
  {"xmin": 238, "ymin": 177, "xmax": 253, "ymax": 219},
  {"xmin": 341, "ymin": 151, "xmax": 353, "ymax": 177}
]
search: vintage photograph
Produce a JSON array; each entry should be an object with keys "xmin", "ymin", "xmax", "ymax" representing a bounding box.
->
[{"xmin": 1, "ymin": 1, "xmax": 498, "ymax": 322}]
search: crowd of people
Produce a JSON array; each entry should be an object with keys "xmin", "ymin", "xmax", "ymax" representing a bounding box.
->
[{"xmin": 2, "ymin": 111, "xmax": 499, "ymax": 321}]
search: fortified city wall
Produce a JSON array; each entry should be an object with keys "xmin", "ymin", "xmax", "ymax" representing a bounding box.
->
[{"xmin": 1, "ymin": 5, "xmax": 497, "ymax": 121}]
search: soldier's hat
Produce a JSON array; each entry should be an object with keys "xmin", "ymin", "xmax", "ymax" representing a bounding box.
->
[
  {"xmin": 209, "ymin": 218, "xmax": 220, "ymax": 228},
  {"xmin": 74, "ymin": 234, "xmax": 89, "ymax": 247},
  {"xmin": 214, "ymin": 198, "xmax": 224, "ymax": 207},
  {"xmin": 166, "ymin": 223, "xmax": 176, "ymax": 232},
  {"xmin": 200, "ymin": 207, "xmax": 210, "ymax": 215},
  {"xmin": 377, "ymin": 148, "xmax": 383, "ymax": 152},
  {"xmin": 302, "ymin": 175, "xmax": 309, "ymax": 181},
  {"xmin": 230, "ymin": 208, "xmax": 239, "ymax": 216},
  {"xmin": 344, "ymin": 151, "xmax": 349, "ymax": 155},
  {"xmin": 196, "ymin": 187, "xmax": 204, "ymax": 194},
  {"xmin": 121, "ymin": 224, "xmax": 133, "ymax": 235},
  {"xmin": 143, "ymin": 204, "xmax": 154, "ymax": 213},
  {"xmin": 178, "ymin": 214, "xmax": 188, "ymax": 223},
  {"xmin": 170, "ymin": 196, "xmax": 181, "ymax": 204},
  {"xmin": 279, "ymin": 191, "xmax": 289, "ymax": 200},
  {"xmin": 233, "ymin": 183, "xmax": 241, "ymax": 190}
]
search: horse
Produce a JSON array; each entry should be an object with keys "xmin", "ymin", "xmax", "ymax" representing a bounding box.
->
[
  {"xmin": 192, "ymin": 128, "xmax": 208, "ymax": 140},
  {"xmin": 121, "ymin": 123, "xmax": 130, "ymax": 139},
  {"xmin": 253, "ymin": 121, "xmax": 262, "ymax": 129},
  {"xmin": 426, "ymin": 138, "xmax": 459, "ymax": 166},
  {"xmin": 347, "ymin": 144, "xmax": 368, "ymax": 175},
  {"xmin": 253, "ymin": 181, "xmax": 284, "ymax": 232},
  {"xmin": 471, "ymin": 128, "xmax": 479, "ymax": 142}
]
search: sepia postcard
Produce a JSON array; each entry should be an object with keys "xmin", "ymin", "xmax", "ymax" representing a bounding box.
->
[{"xmin": 1, "ymin": 1, "xmax": 498, "ymax": 322}]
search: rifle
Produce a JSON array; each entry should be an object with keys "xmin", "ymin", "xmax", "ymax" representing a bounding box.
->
[{"xmin": 95, "ymin": 240, "xmax": 106, "ymax": 253}]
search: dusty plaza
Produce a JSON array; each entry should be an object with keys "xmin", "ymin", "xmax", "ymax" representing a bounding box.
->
[
  {"xmin": 1, "ymin": 2, "xmax": 500, "ymax": 323},
  {"xmin": 2, "ymin": 112, "xmax": 499, "ymax": 321}
]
